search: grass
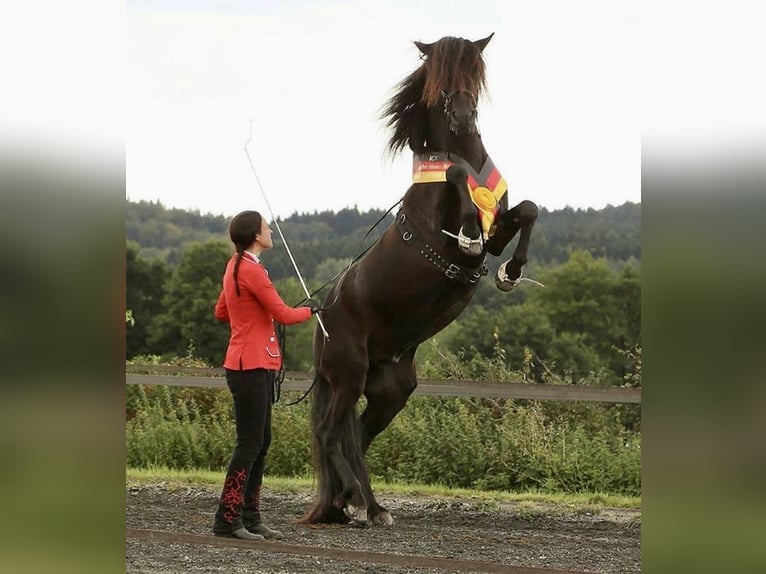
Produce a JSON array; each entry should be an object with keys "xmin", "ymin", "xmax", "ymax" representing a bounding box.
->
[{"xmin": 126, "ymin": 466, "xmax": 640, "ymax": 512}]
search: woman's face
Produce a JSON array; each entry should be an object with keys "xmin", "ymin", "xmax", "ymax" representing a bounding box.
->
[{"xmin": 256, "ymin": 218, "xmax": 273, "ymax": 250}]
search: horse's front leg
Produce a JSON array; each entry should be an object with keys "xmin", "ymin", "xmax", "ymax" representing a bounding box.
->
[
  {"xmin": 486, "ymin": 199, "xmax": 538, "ymax": 290},
  {"xmin": 446, "ymin": 165, "xmax": 483, "ymax": 256}
]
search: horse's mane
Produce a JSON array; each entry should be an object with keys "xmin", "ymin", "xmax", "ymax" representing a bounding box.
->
[{"xmin": 381, "ymin": 36, "xmax": 488, "ymax": 157}]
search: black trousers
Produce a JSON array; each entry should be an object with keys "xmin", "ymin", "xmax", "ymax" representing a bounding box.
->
[{"xmin": 213, "ymin": 368, "xmax": 274, "ymax": 531}]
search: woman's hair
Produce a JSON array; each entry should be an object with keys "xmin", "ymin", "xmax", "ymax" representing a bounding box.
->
[{"xmin": 229, "ymin": 210, "xmax": 262, "ymax": 296}]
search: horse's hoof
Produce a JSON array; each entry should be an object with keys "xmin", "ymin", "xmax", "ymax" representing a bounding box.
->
[
  {"xmin": 371, "ymin": 510, "xmax": 395, "ymax": 526},
  {"xmin": 343, "ymin": 504, "xmax": 369, "ymax": 526},
  {"xmin": 457, "ymin": 227, "xmax": 483, "ymax": 256},
  {"xmin": 495, "ymin": 262, "xmax": 518, "ymax": 291},
  {"xmin": 458, "ymin": 241, "xmax": 483, "ymax": 256},
  {"xmin": 495, "ymin": 263, "xmax": 544, "ymax": 291},
  {"xmin": 467, "ymin": 242, "xmax": 483, "ymax": 257},
  {"xmin": 495, "ymin": 275, "xmax": 518, "ymax": 292}
]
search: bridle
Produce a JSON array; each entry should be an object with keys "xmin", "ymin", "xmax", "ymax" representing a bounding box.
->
[{"xmin": 440, "ymin": 90, "xmax": 478, "ymax": 135}]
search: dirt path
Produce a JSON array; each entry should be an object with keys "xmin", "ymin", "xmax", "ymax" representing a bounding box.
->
[{"xmin": 126, "ymin": 484, "xmax": 640, "ymax": 573}]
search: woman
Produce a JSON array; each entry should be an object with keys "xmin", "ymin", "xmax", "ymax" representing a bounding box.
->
[{"xmin": 212, "ymin": 210, "xmax": 319, "ymax": 540}]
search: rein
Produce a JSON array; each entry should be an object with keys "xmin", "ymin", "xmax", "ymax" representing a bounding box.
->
[
  {"xmin": 276, "ymin": 197, "xmax": 404, "ymax": 407},
  {"xmin": 303, "ymin": 198, "xmax": 404, "ymax": 306}
]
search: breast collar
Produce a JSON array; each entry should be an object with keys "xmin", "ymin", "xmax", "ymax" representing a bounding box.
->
[
  {"xmin": 395, "ymin": 208, "xmax": 488, "ymax": 285},
  {"xmin": 412, "ymin": 151, "xmax": 508, "ymax": 239}
]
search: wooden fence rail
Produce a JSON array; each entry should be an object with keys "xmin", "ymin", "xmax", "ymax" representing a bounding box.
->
[{"xmin": 126, "ymin": 364, "xmax": 640, "ymax": 404}]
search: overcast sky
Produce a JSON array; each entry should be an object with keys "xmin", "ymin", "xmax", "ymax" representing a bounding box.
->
[{"xmin": 127, "ymin": 0, "xmax": 640, "ymax": 219}]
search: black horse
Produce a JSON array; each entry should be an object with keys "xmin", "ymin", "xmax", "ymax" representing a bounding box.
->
[{"xmin": 303, "ymin": 34, "xmax": 538, "ymax": 526}]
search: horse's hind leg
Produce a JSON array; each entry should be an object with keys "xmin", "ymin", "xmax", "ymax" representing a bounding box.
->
[
  {"xmin": 487, "ymin": 200, "xmax": 538, "ymax": 290},
  {"xmin": 359, "ymin": 353, "xmax": 418, "ymax": 526},
  {"xmin": 314, "ymin": 369, "xmax": 370, "ymax": 525}
]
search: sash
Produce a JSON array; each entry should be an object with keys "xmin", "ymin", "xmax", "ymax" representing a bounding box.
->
[{"xmin": 412, "ymin": 152, "xmax": 507, "ymax": 238}]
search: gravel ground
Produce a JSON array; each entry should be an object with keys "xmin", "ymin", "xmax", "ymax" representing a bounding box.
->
[{"xmin": 126, "ymin": 484, "xmax": 641, "ymax": 573}]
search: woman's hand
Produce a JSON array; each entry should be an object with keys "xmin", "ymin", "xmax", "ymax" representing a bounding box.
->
[{"xmin": 306, "ymin": 298, "xmax": 323, "ymax": 315}]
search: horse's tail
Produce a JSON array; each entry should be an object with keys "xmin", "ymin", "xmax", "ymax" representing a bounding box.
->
[{"xmin": 300, "ymin": 371, "xmax": 367, "ymax": 524}]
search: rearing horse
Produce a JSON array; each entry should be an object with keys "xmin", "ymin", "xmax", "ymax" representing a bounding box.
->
[{"xmin": 303, "ymin": 34, "xmax": 538, "ymax": 526}]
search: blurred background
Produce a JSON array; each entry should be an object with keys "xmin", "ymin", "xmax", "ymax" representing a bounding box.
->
[{"xmin": 1, "ymin": 1, "xmax": 765, "ymax": 573}]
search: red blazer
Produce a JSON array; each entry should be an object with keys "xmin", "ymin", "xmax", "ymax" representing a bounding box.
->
[{"xmin": 215, "ymin": 253, "xmax": 312, "ymax": 370}]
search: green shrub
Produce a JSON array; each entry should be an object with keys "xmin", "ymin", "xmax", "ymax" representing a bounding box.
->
[
  {"xmin": 127, "ymin": 383, "xmax": 640, "ymax": 496},
  {"xmin": 365, "ymin": 397, "xmax": 640, "ymax": 495},
  {"xmin": 268, "ymin": 396, "xmax": 314, "ymax": 477},
  {"xmin": 126, "ymin": 385, "xmax": 234, "ymax": 469}
]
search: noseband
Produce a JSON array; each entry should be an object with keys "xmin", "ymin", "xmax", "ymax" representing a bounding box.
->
[{"xmin": 440, "ymin": 91, "xmax": 478, "ymax": 134}]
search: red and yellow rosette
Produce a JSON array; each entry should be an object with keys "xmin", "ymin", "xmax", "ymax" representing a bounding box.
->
[
  {"xmin": 471, "ymin": 186, "xmax": 499, "ymax": 238},
  {"xmin": 467, "ymin": 170, "xmax": 507, "ymax": 239}
]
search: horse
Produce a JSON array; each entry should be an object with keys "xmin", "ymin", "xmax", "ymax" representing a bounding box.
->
[{"xmin": 302, "ymin": 34, "xmax": 538, "ymax": 526}]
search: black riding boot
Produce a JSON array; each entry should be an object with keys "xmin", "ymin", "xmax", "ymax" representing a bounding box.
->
[
  {"xmin": 242, "ymin": 483, "xmax": 283, "ymax": 540},
  {"xmin": 212, "ymin": 468, "xmax": 265, "ymax": 540}
]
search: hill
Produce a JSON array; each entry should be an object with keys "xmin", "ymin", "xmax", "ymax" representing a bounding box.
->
[{"xmin": 126, "ymin": 199, "xmax": 640, "ymax": 279}]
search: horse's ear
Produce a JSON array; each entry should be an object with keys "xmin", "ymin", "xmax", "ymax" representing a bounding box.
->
[
  {"xmin": 414, "ymin": 40, "xmax": 434, "ymax": 57},
  {"xmin": 473, "ymin": 32, "xmax": 494, "ymax": 53}
]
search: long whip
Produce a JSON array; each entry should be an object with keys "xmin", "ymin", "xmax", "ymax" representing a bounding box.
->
[{"xmin": 243, "ymin": 120, "xmax": 330, "ymax": 340}]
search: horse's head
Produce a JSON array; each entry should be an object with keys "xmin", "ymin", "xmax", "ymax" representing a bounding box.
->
[
  {"xmin": 383, "ymin": 34, "xmax": 499, "ymax": 261},
  {"xmin": 437, "ymin": 90, "xmax": 478, "ymax": 137},
  {"xmin": 382, "ymin": 34, "xmax": 493, "ymax": 159}
]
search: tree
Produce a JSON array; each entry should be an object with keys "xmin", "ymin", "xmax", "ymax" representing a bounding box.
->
[
  {"xmin": 313, "ymin": 258, "xmax": 349, "ymax": 286},
  {"xmin": 432, "ymin": 250, "xmax": 641, "ymax": 385},
  {"xmin": 532, "ymin": 250, "xmax": 618, "ymax": 344},
  {"xmin": 433, "ymin": 300, "xmax": 557, "ymax": 381},
  {"xmin": 615, "ymin": 263, "xmax": 641, "ymax": 347},
  {"xmin": 529, "ymin": 250, "xmax": 641, "ymax": 383},
  {"xmin": 126, "ymin": 241, "xmax": 169, "ymax": 357},
  {"xmin": 147, "ymin": 241, "xmax": 231, "ymax": 365},
  {"xmin": 125, "ymin": 200, "xmax": 641, "ymax": 382}
]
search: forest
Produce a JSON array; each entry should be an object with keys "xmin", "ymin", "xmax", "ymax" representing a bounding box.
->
[{"xmin": 126, "ymin": 199, "xmax": 641, "ymax": 386}]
